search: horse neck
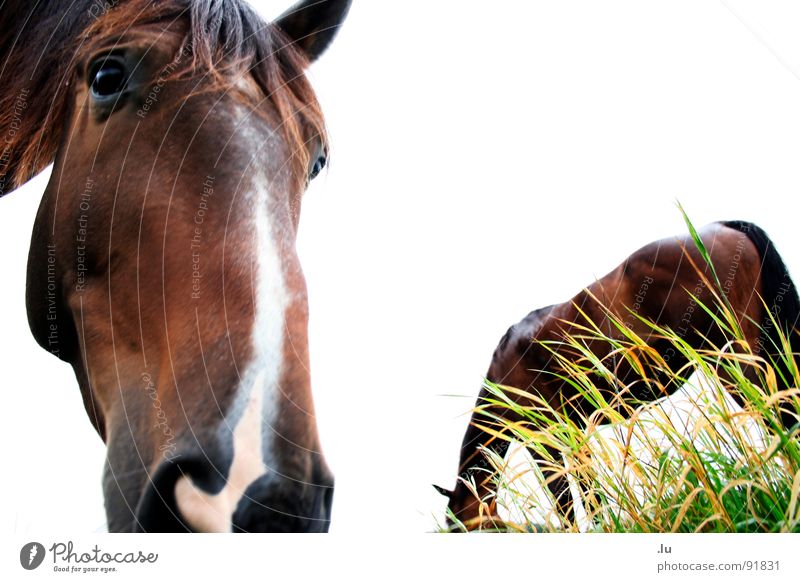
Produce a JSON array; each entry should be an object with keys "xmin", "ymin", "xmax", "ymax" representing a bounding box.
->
[{"xmin": 450, "ymin": 308, "xmax": 558, "ymax": 508}]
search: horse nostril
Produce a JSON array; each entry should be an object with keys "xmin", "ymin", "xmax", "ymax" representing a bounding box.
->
[
  {"xmin": 134, "ymin": 455, "xmax": 225, "ymax": 533},
  {"xmin": 231, "ymin": 475, "xmax": 333, "ymax": 533},
  {"xmin": 133, "ymin": 462, "xmax": 187, "ymax": 532}
]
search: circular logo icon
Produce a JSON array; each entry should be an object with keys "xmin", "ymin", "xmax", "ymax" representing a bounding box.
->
[{"xmin": 19, "ymin": 542, "xmax": 46, "ymax": 570}]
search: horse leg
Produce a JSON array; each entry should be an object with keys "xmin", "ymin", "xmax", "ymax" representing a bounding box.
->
[{"xmin": 528, "ymin": 441, "xmax": 583, "ymax": 530}]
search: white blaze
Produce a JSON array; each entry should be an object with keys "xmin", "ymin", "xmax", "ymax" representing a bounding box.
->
[{"xmin": 174, "ymin": 177, "xmax": 287, "ymax": 532}]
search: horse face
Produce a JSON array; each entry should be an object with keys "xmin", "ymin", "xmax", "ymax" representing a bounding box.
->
[{"xmin": 24, "ymin": 0, "xmax": 351, "ymax": 532}]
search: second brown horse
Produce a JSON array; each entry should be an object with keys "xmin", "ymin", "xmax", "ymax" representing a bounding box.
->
[{"xmin": 439, "ymin": 220, "xmax": 800, "ymax": 529}]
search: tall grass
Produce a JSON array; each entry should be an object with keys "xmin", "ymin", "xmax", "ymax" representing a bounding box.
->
[{"xmin": 451, "ymin": 216, "xmax": 800, "ymax": 533}]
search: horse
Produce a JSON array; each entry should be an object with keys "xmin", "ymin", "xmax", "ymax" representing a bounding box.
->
[
  {"xmin": 0, "ymin": 0, "xmax": 352, "ymax": 532},
  {"xmin": 437, "ymin": 220, "xmax": 800, "ymax": 530}
]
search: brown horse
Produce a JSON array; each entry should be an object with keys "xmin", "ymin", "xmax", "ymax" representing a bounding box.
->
[
  {"xmin": 1, "ymin": 0, "xmax": 351, "ymax": 532},
  {"xmin": 438, "ymin": 221, "xmax": 800, "ymax": 530}
]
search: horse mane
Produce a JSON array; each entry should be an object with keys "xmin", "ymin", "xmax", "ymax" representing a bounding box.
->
[
  {"xmin": 0, "ymin": 1, "xmax": 95, "ymax": 196},
  {"xmin": 0, "ymin": 0, "xmax": 326, "ymax": 196}
]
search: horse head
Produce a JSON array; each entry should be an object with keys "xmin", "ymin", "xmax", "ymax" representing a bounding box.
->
[{"xmin": 2, "ymin": 0, "xmax": 351, "ymax": 532}]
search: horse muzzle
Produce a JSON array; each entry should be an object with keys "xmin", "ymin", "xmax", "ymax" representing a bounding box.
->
[{"xmin": 131, "ymin": 454, "xmax": 333, "ymax": 533}]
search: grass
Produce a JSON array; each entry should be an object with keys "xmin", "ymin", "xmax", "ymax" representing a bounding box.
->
[{"xmin": 447, "ymin": 213, "xmax": 800, "ymax": 533}]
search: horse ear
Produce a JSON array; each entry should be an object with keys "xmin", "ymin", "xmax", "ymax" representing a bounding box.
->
[
  {"xmin": 274, "ymin": 0, "xmax": 352, "ymax": 63},
  {"xmin": 433, "ymin": 484, "xmax": 454, "ymax": 499}
]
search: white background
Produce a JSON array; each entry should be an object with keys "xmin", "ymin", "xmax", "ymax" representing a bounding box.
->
[{"xmin": 2, "ymin": 0, "xmax": 800, "ymax": 534}]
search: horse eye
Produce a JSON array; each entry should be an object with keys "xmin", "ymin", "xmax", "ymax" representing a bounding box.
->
[
  {"xmin": 309, "ymin": 155, "xmax": 326, "ymax": 181},
  {"xmin": 90, "ymin": 59, "xmax": 127, "ymax": 98}
]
